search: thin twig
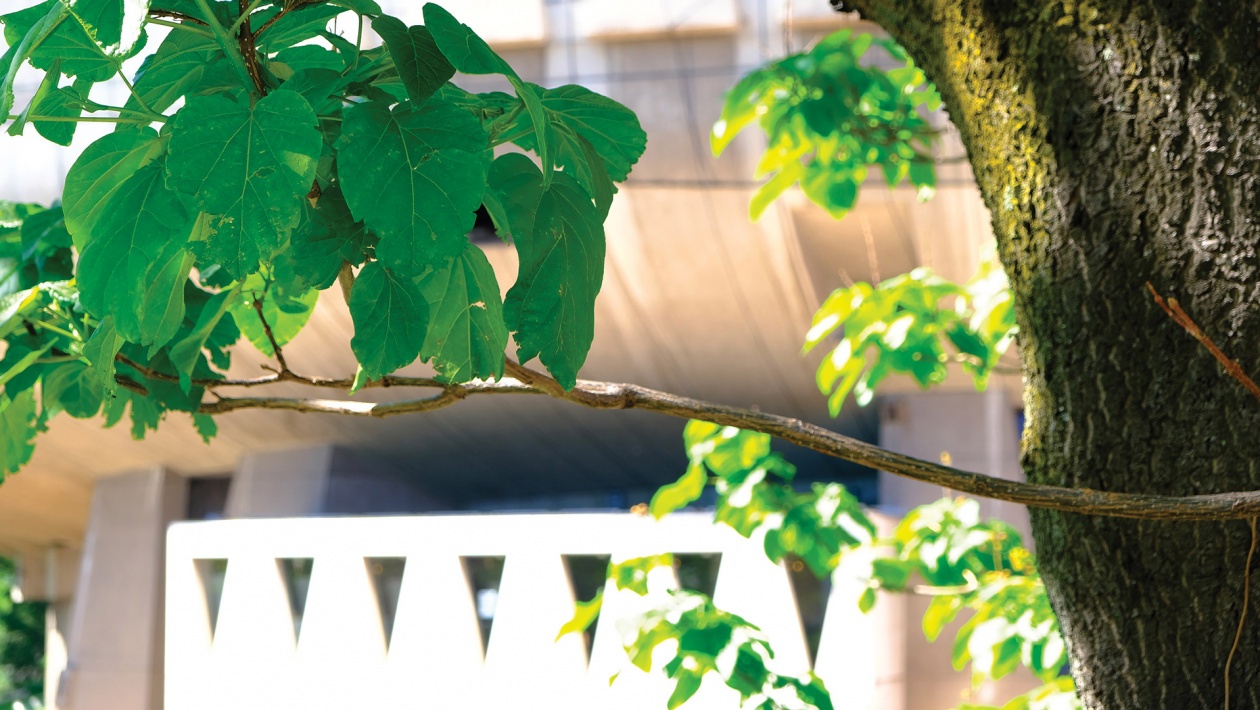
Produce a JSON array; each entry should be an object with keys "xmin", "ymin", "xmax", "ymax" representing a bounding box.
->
[
  {"xmin": 1148, "ymin": 282, "xmax": 1260, "ymax": 402},
  {"xmin": 251, "ymin": 298, "xmax": 290, "ymax": 376},
  {"xmin": 255, "ymin": 0, "xmax": 323, "ymax": 38},
  {"xmin": 182, "ymin": 357, "xmax": 1260, "ymax": 522},
  {"xmin": 1225, "ymin": 516, "xmax": 1257, "ymax": 710}
]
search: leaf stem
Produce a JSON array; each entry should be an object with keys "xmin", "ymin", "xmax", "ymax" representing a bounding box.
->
[
  {"xmin": 194, "ymin": 0, "xmax": 258, "ymax": 97},
  {"xmin": 113, "ymin": 62, "xmax": 158, "ymax": 118},
  {"xmin": 3, "ymin": 114, "xmax": 152, "ymax": 124},
  {"xmin": 145, "ymin": 17, "xmax": 214, "ymax": 37}
]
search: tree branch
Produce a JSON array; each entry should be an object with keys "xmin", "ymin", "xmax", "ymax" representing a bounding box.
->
[
  {"xmin": 251, "ymin": 297, "xmax": 290, "ymax": 377},
  {"xmin": 186, "ymin": 358, "xmax": 1260, "ymax": 522}
]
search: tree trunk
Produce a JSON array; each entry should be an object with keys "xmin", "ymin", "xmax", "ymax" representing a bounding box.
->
[{"xmin": 845, "ymin": 1, "xmax": 1260, "ymax": 707}]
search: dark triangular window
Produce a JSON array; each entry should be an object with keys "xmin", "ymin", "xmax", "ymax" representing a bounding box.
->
[
  {"xmin": 277, "ymin": 558, "xmax": 315, "ymax": 642},
  {"xmin": 365, "ymin": 557, "xmax": 407, "ymax": 650},
  {"xmin": 785, "ymin": 555, "xmax": 832, "ymax": 668},
  {"xmin": 674, "ymin": 553, "xmax": 722, "ymax": 598},
  {"xmin": 562, "ymin": 554, "xmax": 611, "ymax": 662},
  {"xmin": 461, "ymin": 556, "xmax": 506, "ymax": 657},
  {"xmin": 194, "ymin": 558, "xmax": 228, "ymax": 641}
]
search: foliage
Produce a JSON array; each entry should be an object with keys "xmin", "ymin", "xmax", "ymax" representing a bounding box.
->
[
  {"xmin": 0, "ymin": 0, "xmax": 647, "ymax": 473},
  {"xmin": 0, "ymin": 558, "xmax": 44, "ymax": 709},
  {"xmin": 562, "ymin": 554, "xmax": 833, "ymax": 710},
  {"xmin": 804, "ymin": 258, "xmax": 1017, "ymax": 416},
  {"xmin": 711, "ymin": 29, "xmax": 940, "ymax": 221},
  {"xmin": 567, "ymin": 423, "xmax": 1078, "ymax": 710}
]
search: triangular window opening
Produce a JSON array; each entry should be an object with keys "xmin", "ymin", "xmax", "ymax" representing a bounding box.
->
[
  {"xmin": 277, "ymin": 558, "xmax": 315, "ymax": 643},
  {"xmin": 194, "ymin": 558, "xmax": 228, "ymax": 642},
  {"xmin": 562, "ymin": 554, "xmax": 611, "ymax": 663},
  {"xmin": 785, "ymin": 554, "xmax": 832, "ymax": 668},
  {"xmin": 674, "ymin": 553, "xmax": 722, "ymax": 598},
  {"xmin": 365, "ymin": 557, "xmax": 407, "ymax": 650},
  {"xmin": 461, "ymin": 556, "xmax": 506, "ymax": 658}
]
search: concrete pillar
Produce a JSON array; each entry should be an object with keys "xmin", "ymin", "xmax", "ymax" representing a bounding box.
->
[{"xmin": 61, "ymin": 468, "xmax": 187, "ymax": 710}]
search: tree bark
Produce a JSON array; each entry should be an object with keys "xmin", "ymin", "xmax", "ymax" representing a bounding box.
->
[{"xmin": 844, "ymin": 1, "xmax": 1260, "ymax": 707}]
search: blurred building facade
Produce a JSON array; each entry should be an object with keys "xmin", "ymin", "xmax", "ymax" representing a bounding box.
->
[{"xmin": 0, "ymin": 1, "xmax": 1033, "ymax": 708}]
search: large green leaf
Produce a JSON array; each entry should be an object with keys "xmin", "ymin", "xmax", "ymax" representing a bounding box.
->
[
  {"xmin": 83, "ymin": 317, "xmax": 124, "ymax": 396},
  {"xmin": 421, "ymin": 3, "xmax": 551, "ymax": 179},
  {"xmin": 349, "ymin": 261, "xmax": 429, "ymax": 380},
  {"xmin": 418, "ymin": 243, "xmax": 507, "ymax": 383},
  {"xmin": 167, "ymin": 90, "xmax": 322, "ymax": 277},
  {"xmin": 494, "ymin": 155, "xmax": 604, "ymax": 390},
  {"xmin": 65, "ymin": 0, "xmax": 149, "ymax": 55},
  {"xmin": 528, "ymin": 84, "xmax": 646, "ymax": 182},
  {"xmin": 371, "ymin": 16, "xmax": 453, "ymax": 107},
  {"xmin": 42, "ymin": 362, "xmax": 104, "ymax": 419},
  {"xmin": 335, "ymin": 99, "xmax": 489, "ymax": 274},
  {"xmin": 62, "ymin": 128, "xmax": 166, "ymax": 246},
  {"xmin": 1, "ymin": 1, "xmax": 71, "ymax": 117},
  {"xmin": 77, "ymin": 160, "xmax": 195, "ymax": 346},
  {"xmin": 0, "ymin": 390, "xmax": 37, "ymax": 477},
  {"xmin": 2, "ymin": 1, "xmax": 124, "ymax": 84},
  {"xmin": 125, "ymin": 28, "xmax": 218, "ymax": 114}
]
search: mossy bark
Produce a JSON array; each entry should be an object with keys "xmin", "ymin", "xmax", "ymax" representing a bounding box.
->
[{"xmin": 845, "ymin": 1, "xmax": 1260, "ymax": 707}]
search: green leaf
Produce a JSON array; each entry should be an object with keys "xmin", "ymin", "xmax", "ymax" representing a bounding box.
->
[
  {"xmin": 496, "ymin": 156, "xmax": 604, "ymax": 390},
  {"xmin": 349, "ymin": 261, "xmax": 429, "ymax": 380},
  {"xmin": 77, "ymin": 160, "xmax": 195, "ymax": 346},
  {"xmin": 0, "ymin": 1, "xmax": 71, "ymax": 117},
  {"xmin": 421, "ymin": 3, "xmax": 551, "ymax": 179},
  {"xmin": 372, "ymin": 16, "xmax": 453, "ymax": 107},
  {"xmin": 43, "ymin": 362, "xmax": 105, "ymax": 419},
  {"xmin": 125, "ymin": 28, "xmax": 218, "ymax": 114},
  {"xmin": 335, "ymin": 99, "xmax": 489, "ymax": 274},
  {"xmin": 32, "ymin": 79, "xmax": 90, "ymax": 146},
  {"xmin": 858, "ymin": 587, "xmax": 877, "ymax": 613},
  {"xmin": 83, "ymin": 317, "xmax": 124, "ymax": 396},
  {"xmin": 327, "ymin": 0, "xmax": 381, "ymax": 14},
  {"xmin": 556, "ymin": 588, "xmax": 603, "ymax": 641},
  {"xmin": 2, "ymin": 1, "xmax": 126, "ymax": 84},
  {"xmin": 420, "ymin": 3, "xmax": 509, "ymax": 74},
  {"xmin": 0, "ymin": 390, "xmax": 38, "ymax": 476},
  {"xmin": 418, "ymin": 243, "xmax": 508, "ymax": 383},
  {"xmin": 254, "ymin": 3, "xmax": 346, "ymax": 54},
  {"xmin": 62, "ymin": 128, "xmax": 166, "ymax": 246},
  {"xmin": 649, "ymin": 461, "xmax": 707, "ymax": 519},
  {"xmin": 534, "ymin": 84, "xmax": 646, "ymax": 182},
  {"xmin": 167, "ymin": 90, "xmax": 322, "ymax": 278},
  {"xmin": 65, "ymin": 0, "xmax": 149, "ymax": 55},
  {"xmin": 168, "ymin": 287, "xmax": 235, "ymax": 387},
  {"xmin": 228, "ymin": 275, "xmax": 317, "ymax": 357},
  {"xmin": 275, "ymin": 187, "xmax": 367, "ymax": 292}
]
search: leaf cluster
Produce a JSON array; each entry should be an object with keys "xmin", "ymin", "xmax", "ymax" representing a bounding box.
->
[
  {"xmin": 711, "ymin": 29, "xmax": 940, "ymax": 220},
  {"xmin": 0, "ymin": 0, "xmax": 647, "ymax": 470},
  {"xmin": 804, "ymin": 260, "xmax": 1017, "ymax": 416}
]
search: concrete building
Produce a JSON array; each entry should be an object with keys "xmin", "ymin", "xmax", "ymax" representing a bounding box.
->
[{"xmin": 0, "ymin": 1, "xmax": 1035, "ymax": 708}]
